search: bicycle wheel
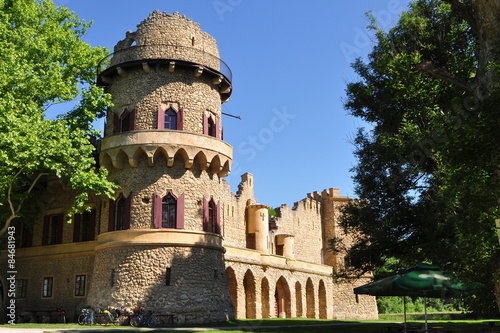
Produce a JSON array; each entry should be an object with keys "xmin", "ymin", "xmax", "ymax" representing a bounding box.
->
[
  {"xmin": 56, "ymin": 314, "xmax": 66, "ymax": 323},
  {"xmin": 148, "ymin": 315, "xmax": 159, "ymax": 328},
  {"xmin": 130, "ymin": 316, "xmax": 141, "ymax": 327}
]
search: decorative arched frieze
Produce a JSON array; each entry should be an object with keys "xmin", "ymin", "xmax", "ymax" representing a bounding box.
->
[{"xmin": 99, "ymin": 130, "xmax": 232, "ymax": 176}]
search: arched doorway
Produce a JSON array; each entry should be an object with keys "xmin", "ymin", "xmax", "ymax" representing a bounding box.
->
[
  {"xmin": 275, "ymin": 276, "xmax": 291, "ymax": 318},
  {"xmin": 295, "ymin": 281, "xmax": 303, "ymax": 317},
  {"xmin": 243, "ymin": 270, "xmax": 256, "ymax": 319},
  {"xmin": 261, "ymin": 277, "xmax": 270, "ymax": 318},
  {"xmin": 226, "ymin": 267, "xmax": 238, "ymax": 317},
  {"xmin": 318, "ymin": 279, "xmax": 327, "ymax": 319},
  {"xmin": 306, "ymin": 278, "xmax": 315, "ymax": 318}
]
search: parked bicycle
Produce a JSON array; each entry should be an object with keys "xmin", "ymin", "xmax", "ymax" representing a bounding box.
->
[
  {"xmin": 130, "ymin": 308, "xmax": 159, "ymax": 327},
  {"xmin": 77, "ymin": 308, "xmax": 94, "ymax": 326},
  {"xmin": 55, "ymin": 307, "xmax": 66, "ymax": 324}
]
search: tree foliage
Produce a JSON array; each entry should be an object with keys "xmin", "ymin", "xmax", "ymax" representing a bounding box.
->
[
  {"xmin": 0, "ymin": 0, "xmax": 116, "ymax": 234},
  {"xmin": 337, "ymin": 0, "xmax": 500, "ymax": 316}
]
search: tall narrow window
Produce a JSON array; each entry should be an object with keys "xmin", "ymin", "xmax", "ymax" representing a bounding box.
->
[
  {"xmin": 164, "ymin": 107, "xmax": 177, "ymax": 130},
  {"xmin": 203, "ymin": 198, "xmax": 220, "ymax": 234},
  {"xmin": 208, "ymin": 116, "xmax": 216, "ymax": 137},
  {"xmin": 42, "ymin": 277, "xmax": 53, "ymax": 298},
  {"xmin": 115, "ymin": 196, "xmax": 126, "ymax": 230},
  {"xmin": 121, "ymin": 112, "xmax": 131, "ymax": 132},
  {"xmin": 42, "ymin": 214, "xmax": 63, "ymax": 245},
  {"xmin": 108, "ymin": 194, "xmax": 132, "ymax": 231},
  {"xmin": 73, "ymin": 209, "xmax": 96, "ymax": 242},
  {"xmin": 165, "ymin": 267, "xmax": 172, "ymax": 286},
  {"xmin": 75, "ymin": 275, "xmax": 86, "ymax": 296},
  {"xmin": 15, "ymin": 280, "xmax": 27, "ymax": 299},
  {"xmin": 162, "ymin": 193, "xmax": 177, "ymax": 228}
]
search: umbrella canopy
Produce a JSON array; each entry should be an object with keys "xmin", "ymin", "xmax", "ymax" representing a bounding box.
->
[{"xmin": 354, "ymin": 263, "xmax": 473, "ymax": 298}]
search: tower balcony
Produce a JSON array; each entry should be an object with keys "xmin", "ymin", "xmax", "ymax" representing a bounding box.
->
[
  {"xmin": 99, "ymin": 130, "xmax": 233, "ymax": 177},
  {"xmin": 96, "ymin": 44, "xmax": 232, "ymax": 101}
]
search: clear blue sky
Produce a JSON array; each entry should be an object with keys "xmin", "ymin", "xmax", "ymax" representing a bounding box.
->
[{"xmin": 56, "ymin": 0, "xmax": 412, "ymax": 208}]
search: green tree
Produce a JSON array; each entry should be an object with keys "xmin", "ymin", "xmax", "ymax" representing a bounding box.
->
[
  {"xmin": 0, "ymin": 0, "xmax": 116, "ymax": 234},
  {"xmin": 336, "ymin": 0, "xmax": 500, "ymax": 315}
]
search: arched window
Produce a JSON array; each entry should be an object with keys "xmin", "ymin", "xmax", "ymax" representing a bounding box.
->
[
  {"xmin": 203, "ymin": 113, "xmax": 220, "ymax": 138},
  {"xmin": 113, "ymin": 108, "xmax": 136, "ymax": 134},
  {"xmin": 158, "ymin": 104, "xmax": 183, "ymax": 130},
  {"xmin": 164, "ymin": 107, "xmax": 177, "ymax": 130},
  {"xmin": 203, "ymin": 198, "xmax": 220, "ymax": 234},
  {"xmin": 162, "ymin": 193, "xmax": 177, "ymax": 228},
  {"xmin": 154, "ymin": 192, "xmax": 185, "ymax": 229},
  {"xmin": 115, "ymin": 195, "xmax": 126, "ymax": 230}
]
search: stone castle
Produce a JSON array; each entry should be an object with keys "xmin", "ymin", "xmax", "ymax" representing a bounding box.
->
[{"xmin": 0, "ymin": 11, "xmax": 377, "ymax": 324}]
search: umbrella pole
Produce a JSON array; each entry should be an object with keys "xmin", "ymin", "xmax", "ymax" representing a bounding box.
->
[
  {"xmin": 424, "ymin": 296, "xmax": 428, "ymax": 333},
  {"xmin": 403, "ymin": 296, "xmax": 407, "ymax": 333}
]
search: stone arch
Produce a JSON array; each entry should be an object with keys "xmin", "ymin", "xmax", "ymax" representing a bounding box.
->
[
  {"xmin": 115, "ymin": 149, "xmax": 128, "ymax": 169},
  {"xmin": 226, "ymin": 267, "xmax": 238, "ymax": 317},
  {"xmin": 210, "ymin": 154, "xmax": 222, "ymax": 174},
  {"xmin": 131, "ymin": 147, "xmax": 148, "ymax": 167},
  {"xmin": 100, "ymin": 152, "xmax": 113, "ymax": 170},
  {"xmin": 152, "ymin": 146, "xmax": 169, "ymax": 166},
  {"xmin": 295, "ymin": 281, "xmax": 303, "ymax": 317},
  {"xmin": 243, "ymin": 270, "xmax": 256, "ymax": 319},
  {"xmin": 318, "ymin": 279, "xmax": 327, "ymax": 319},
  {"xmin": 193, "ymin": 151, "xmax": 209, "ymax": 171},
  {"xmin": 275, "ymin": 276, "xmax": 291, "ymax": 318},
  {"xmin": 306, "ymin": 278, "xmax": 315, "ymax": 318},
  {"xmin": 261, "ymin": 277, "xmax": 270, "ymax": 318}
]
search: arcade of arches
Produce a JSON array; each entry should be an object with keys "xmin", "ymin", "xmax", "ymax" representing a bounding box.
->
[{"xmin": 225, "ymin": 265, "xmax": 330, "ymax": 319}]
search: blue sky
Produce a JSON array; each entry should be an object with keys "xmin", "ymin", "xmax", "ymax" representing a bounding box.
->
[{"xmin": 55, "ymin": 0, "xmax": 412, "ymax": 208}]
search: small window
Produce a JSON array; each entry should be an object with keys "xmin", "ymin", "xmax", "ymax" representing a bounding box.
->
[
  {"xmin": 75, "ymin": 275, "xmax": 86, "ymax": 296},
  {"xmin": 164, "ymin": 107, "xmax": 177, "ymax": 130},
  {"xmin": 110, "ymin": 269, "xmax": 116, "ymax": 287},
  {"xmin": 15, "ymin": 280, "xmax": 27, "ymax": 299},
  {"xmin": 165, "ymin": 267, "xmax": 171, "ymax": 286},
  {"xmin": 42, "ymin": 277, "xmax": 53, "ymax": 298},
  {"xmin": 162, "ymin": 194, "xmax": 177, "ymax": 228}
]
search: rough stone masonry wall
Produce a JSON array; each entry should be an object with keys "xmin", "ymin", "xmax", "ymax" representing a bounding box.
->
[
  {"xmin": 87, "ymin": 245, "xmax": 233, "ymax": 324},
  {"xmin": 274, "ymin": 198, "xmax": 323, "ymax": 264},
  {"xmin": 106, "ymin": 67, "xmax": 221, "ymax": 135},
  {"xmin": 4, "ymin": 254, "xmax": 95, "ymax": 322},
  {"xmin": 101, "ymin": 161, "xmax": 227, "ymax": 231},
  {"xmin": 221, "ymin": 173, "xmax": 258, "ymax": 249}
]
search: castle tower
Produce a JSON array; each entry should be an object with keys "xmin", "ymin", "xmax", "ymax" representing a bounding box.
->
[{"xmin": 88, "ymin": 11, "xmax": 234, "ymax": 324}]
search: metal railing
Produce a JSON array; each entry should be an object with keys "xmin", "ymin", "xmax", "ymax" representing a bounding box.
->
[{"xmin": 97, "ymin": 44, "xmax": 232, "ymax": 83}]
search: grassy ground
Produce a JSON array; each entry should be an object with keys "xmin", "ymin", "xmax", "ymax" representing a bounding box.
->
[{"xmin": 1, "ymin": 318, "xmax": 499, "ymax": 332}]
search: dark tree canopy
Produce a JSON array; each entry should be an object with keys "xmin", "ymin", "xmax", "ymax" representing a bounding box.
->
[{"xmin": 338, "ymin": 0, "xmax": 500, "ymax": 315}]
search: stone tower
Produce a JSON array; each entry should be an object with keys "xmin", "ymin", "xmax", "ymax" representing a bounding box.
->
[{"xmin": 88, "ymin": 11, "xmax": 234, "ymax": 324}]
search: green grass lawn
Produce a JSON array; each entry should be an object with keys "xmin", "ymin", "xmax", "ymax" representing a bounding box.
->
[{"xmin": 2, "ymin": 318, "xmax": 499, "ymax": 333}]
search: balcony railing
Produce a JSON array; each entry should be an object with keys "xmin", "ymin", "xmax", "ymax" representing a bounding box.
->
[{"xmin": 97, "ymin": 44, "xmax": 232, "ymax": 83}]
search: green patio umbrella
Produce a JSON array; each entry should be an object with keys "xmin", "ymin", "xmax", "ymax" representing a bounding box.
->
[{"xmin": 354, "ymin": 263, "xmax": 479, "ymax": 333}]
